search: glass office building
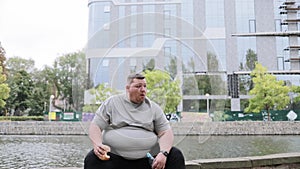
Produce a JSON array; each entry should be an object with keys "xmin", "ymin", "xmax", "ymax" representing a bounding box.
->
[{"xmin": 86, "ymin": 0, "xmax": 300, "ymax": 111}]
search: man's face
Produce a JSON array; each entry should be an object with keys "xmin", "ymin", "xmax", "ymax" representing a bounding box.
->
[{"xmin": 126, "ymin": 78, "xmax": 147, "ymax": 104}]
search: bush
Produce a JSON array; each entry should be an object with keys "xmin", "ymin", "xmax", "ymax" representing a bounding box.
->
[
  {"xmin": 212, "ymin": 111, "xmax": 230, "ymax": 121},
  {"xmin": 0, "ymin": 116, "xmax": 44, "ymax": 121}
]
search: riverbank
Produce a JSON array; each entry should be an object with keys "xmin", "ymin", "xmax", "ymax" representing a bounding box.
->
[
  {"xmin": 2, "ymin": 114, "xmax": 300, "ymax": 169},
  {"xmin": 51, "ymin": 152, "xmax": 300, "ymax": 169},
  {"xmin": 0, "ymin": 120, "xmax": 300, "ymax": 135}
]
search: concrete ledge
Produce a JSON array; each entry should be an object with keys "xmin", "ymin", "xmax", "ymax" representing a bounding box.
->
[
  {"xmin": 51, "ymin": 153, "xmax": 300, "ymax": 169},
  {"xmin": 171, "ymin": 121, "xmax": 300, "ymax": 135},
  {"xmin": 0, "ymin": 121, "xmax": 90, "ymax": 135},
  {"xmin": 1, "ymin": 121, "xmax": 300, "ymax": 135},
  {"xmin": 192, "ymin": 157, "xmax": 252, "ymax": 169},
  {"xmin": 186, "ymin": 152, "xmax": 300, "ymax": 169}
]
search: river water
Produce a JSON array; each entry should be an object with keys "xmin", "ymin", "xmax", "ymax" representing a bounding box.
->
[{"xmin": 1, "ymin": 135, "xmax": 300, "ymax": 169}]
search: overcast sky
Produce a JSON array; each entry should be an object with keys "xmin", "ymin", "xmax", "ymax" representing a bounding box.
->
[{"xmin": 0, "ymin": 0, "xmax": 89, "ymax": 69}]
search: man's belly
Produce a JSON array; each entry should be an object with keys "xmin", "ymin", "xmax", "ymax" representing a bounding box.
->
[{"xmin": 102, "ymin": 126, "xmax": 158, "ymax": 159}]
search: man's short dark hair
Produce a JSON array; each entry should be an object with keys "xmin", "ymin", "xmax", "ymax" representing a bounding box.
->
[{"xmin": 127, "ymin": 73, "xmax": 145, "ymax": 84}]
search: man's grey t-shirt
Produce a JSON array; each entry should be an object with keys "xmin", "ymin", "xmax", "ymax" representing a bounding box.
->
[{"xmin": 92, "ymin": 93, "xmax": 171, "ymax": 159}]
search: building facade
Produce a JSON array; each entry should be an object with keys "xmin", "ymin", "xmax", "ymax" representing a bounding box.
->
[{"xmin": 86, "ymin": 0, "xmax": 300, "ymax": 112}]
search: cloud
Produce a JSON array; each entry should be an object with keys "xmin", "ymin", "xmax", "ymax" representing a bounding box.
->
[{"xmin": 0, "ymin": 0, "xmax": 88, "ymax": 69}]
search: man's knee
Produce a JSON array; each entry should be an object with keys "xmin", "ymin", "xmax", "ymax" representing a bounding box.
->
[
  {"xmin": 166, "ymin": 147, "xmax": 185, "ymax": 169},
  {"xmin": 84, "ymin": 150, "xmax": 100, "ymax": 169},
  {"xmin": 170, "ymin": 147, "xmax": 184, "ymax": 159}
]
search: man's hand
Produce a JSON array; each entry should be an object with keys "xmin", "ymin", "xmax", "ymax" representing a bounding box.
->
[
  {"xmin": 151, "ymin": 152, "xmax": 167, "ymax": 169},
  {"xmin": 93, "ymin": 144, "xmax": 111, "ymax": 160}
]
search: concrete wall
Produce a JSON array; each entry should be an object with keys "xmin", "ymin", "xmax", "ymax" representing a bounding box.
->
[
  {"xmin": 0, "ymin": 121, "xmax": 90, "ymax": 135},
  {"xmin": 50, "ymin": 152, "xmax": 300, "ymax": 169},
  {"xmin": 186, "ymin": 152, "xmax": 300, "ymax": 169},
  {"xmin": 1, "ymin": 121, "xmax": 300, "ymax": 135},
  {"xmin": 171, "ymin": 121, "xmax": 300, "ymax": 135}
]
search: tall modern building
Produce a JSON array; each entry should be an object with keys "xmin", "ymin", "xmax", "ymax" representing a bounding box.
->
[{"xmin": 86, "ymin": 0, "xmax": 300, "ymax": 112}]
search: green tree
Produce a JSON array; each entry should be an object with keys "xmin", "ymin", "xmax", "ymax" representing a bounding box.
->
[
  {"xmin": 27, "ymin": 69, "xmax": 52, "ymax": 116},
  {"xmin": 207, "ymin": 52, "xmax": 227, "ymax": 112},
  {"xmin": 292, "ymin": 86, "xmax": 300, "ymax": 106},
  {"xmin": 6, "ymin": 57, "xmax": 36, "ymax": 73},
  {"xmin": 83, "ymin": 83, "xmax": 118, "ymax": 113},
  {"xmin": 164, "ymin": 56, "xmax": 177, "ymax": 80},
  {"xmin": 5, "ymin": 57, "xmax": 35, "ymax": 116},
  {"xmin": 143, "ymin": 70, "xmax": 182, "ymax": 114},
  {"xmin": 245, "ymin": 63, "xmax": 290, "ymax": 121},
  {"xmin": 5, "ymin": 57, "xmax": 49, "ymax": 116},
  {"xmin": 0, "ymin": 43, "xmax": 10, "ymax": 111},
  {"xmin": 239, "ymin": 49, "xmax": 258, "ymax": 95},
  {"xmin": 245, "ymin": 49, "xmax": 258, "ymax": 71},
  {"xmin": 47, "ymin": 51, "xmax": 87, "ymax": 112},
  {"xmin": 207, "ymin": 52, "xmax": 226, "ymax": 95},
  {"xmin": 143, "ymin": 58, "xmax": 155, "ymax": 71},
  {"xmin": 0, "ymin": 66, "xmax": 10, "ymax": 109},
  {"xmin": 181, "ymin": 53, "xmax": 227, "ymax": 112},
  {"xmin": 0, "ymin": 42, "xmax": 7, "ymax": 75},
  {"xmin": 6, "ymin": 70, "xmax": 33, "ymax": 116}
]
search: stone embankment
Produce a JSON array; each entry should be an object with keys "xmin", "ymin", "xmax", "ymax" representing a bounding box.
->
[
  {"xmin": 1, "ymin": 121, "xmax": 300, "ymax": 169},
  {"xmin": 0, "ymin": 121, "xmax": 90, "ymax": 135},
  {"xmin": 171, "ymin": 121, "xmax": 300, "ymax": 135},
  {"xmin": 52, "ymin": 152, "xmax": 300, "ymax": 169},
  {"xmin": 185, "ymin": 152, "xmax": 300, "ymax": 169},
  {"xmin": 0, "ymin": 121, "xmax": 300, "ymax": 135}
]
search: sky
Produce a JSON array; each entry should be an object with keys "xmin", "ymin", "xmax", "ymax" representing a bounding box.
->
[{"xmin": 0, "ymin": 0, "xmax": 89, "ymax": 69}]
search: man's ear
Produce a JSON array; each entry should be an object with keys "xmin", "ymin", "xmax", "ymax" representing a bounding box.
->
[{"xmin": 126, "ymin": 85, "xmax": 129, "ymax": 90}]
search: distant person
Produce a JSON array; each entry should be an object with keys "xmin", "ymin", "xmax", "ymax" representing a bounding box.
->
[{"xmin": 84, "ymin": 73, "xmax": 185, "ymax": 169}]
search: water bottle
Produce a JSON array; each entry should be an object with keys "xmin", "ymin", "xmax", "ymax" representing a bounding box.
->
[{"xmin": 146, "ymin": 152, "xmax": 154, "ymax": 166}]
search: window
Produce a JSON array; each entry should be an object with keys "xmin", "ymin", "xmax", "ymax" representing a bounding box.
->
[
  {"xmin": 102, "ymin": 59, "xmax": 109, "ymax": 67},
  {"xmin": 130, "ymin": 58, "xmax": 137, "ymax": 72},
  {"xmin": 103, "ymin": 23, "xmax": 110, "ymax": 30},
  {"xmin": 164, "ymin": 10, "xmax": 171, "ymax": 20},
  {"xmin": 104, "ymin": 5, "xmax": 110, "ymax": 13},
  {"xmin": 164, "ymin": 28, "xmax": 171, "ymax": 37},
  {"xmin": 130, "ymin": 58, "xmax": 137, "ymax": 67},
  {"xmin": 277, "ymin": 57, "xmax": 284, "ymax": 70},
  {"xmin": 249, "ymin": 19, "xmax": 256, "ymax": 33},
  {"xmin": 206, "ymin": 0, "xmax": 224, "ymax": 27},
  {"xmin": 164, "ymin": 47, "xmax": 171, "ymax": 57},
  {"xmin": 275, "ymin": 19, "xmax": 282, "ymax": 32}
]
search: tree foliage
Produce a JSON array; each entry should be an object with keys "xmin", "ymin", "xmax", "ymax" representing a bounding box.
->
[
  {"xmin": 0, "ymin": 66, "xmax": 10, "ymax": 109},
  {"xmin": 143, "ymin": 69, "xmax": 182, "ymax": 114},
  {"xmin": 0, "ymin": 43, "xmax": 10, "ymax": 110},
  {"xmin": 83, "ymin": 83, "xmax": 118, "ymax": 113},
  {"xmin": 245, "ymin": 63, "xmax": 290, "ymax": 121},
  {"xmin": 5, "ymin": 70, "xmax": 33, "ymax": 116},
  {"xmin": 2, "ymin": 51, "xmax": 86, "ymax": 116},
  {"xmin": 6, "ymin": 57, "xmax": 36, "ymax": 73},
  {"xmin": 207, "ymin": 52, "xmax": 226, "ymax": 95},
  {"xmin": 47, "ymin": 51, "xmax": 87, "ymax": 112},
  {"xmin": 0, "ymin": 42, "xmax": 7, "ymax": 75},
  {"xmin": 143, "ymin": 58, "xmax": 155, "ymax": 71},
  {"xmin": 28, "ymin": 69, "xmax": 52, "ymax": 116},
  {"xmin": 181, "ymin": 53, "xmax": 227, "ymax": 112},
  {"xmin": 164, "ymin": 56, "xmax": 177, "ymax": 80},
  {"xmin": 239, "ymin": 49, "xmax": 258, "ymax": 95},
  {"xmin": 4, "ymin": 57, "xmax": 48, "ymax": 116},
  {"xmin": 292, "ymin": 85, "xmax": 300, "ymax": 104},
  {"xmin": 245, "ymin": 49, "xmax": 257, "ymax": 71}
]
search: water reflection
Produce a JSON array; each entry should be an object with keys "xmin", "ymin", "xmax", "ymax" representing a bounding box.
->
[
  {"xmin": 0, "ymin": 135, "xmax": 300, "ymax": 169},
  {"xmin": 174, "ymin": 135, "xmax": 300, "ymax": 160},
  {"xmin": 0, "ymin": 135, "xmax": 91, "ymax": 169}
]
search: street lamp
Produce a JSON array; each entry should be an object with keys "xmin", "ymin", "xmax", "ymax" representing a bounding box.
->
[
  {"xmin": 49, "ymin": 95, "xmax": 55, "ymax": 121},
  {"xmin": 205, "ymin": 93, "xmax": 210, "ymax": 115},
  {"xmin": 49, "ymin": 95, "xmax": 55, "ymax": 112}
]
